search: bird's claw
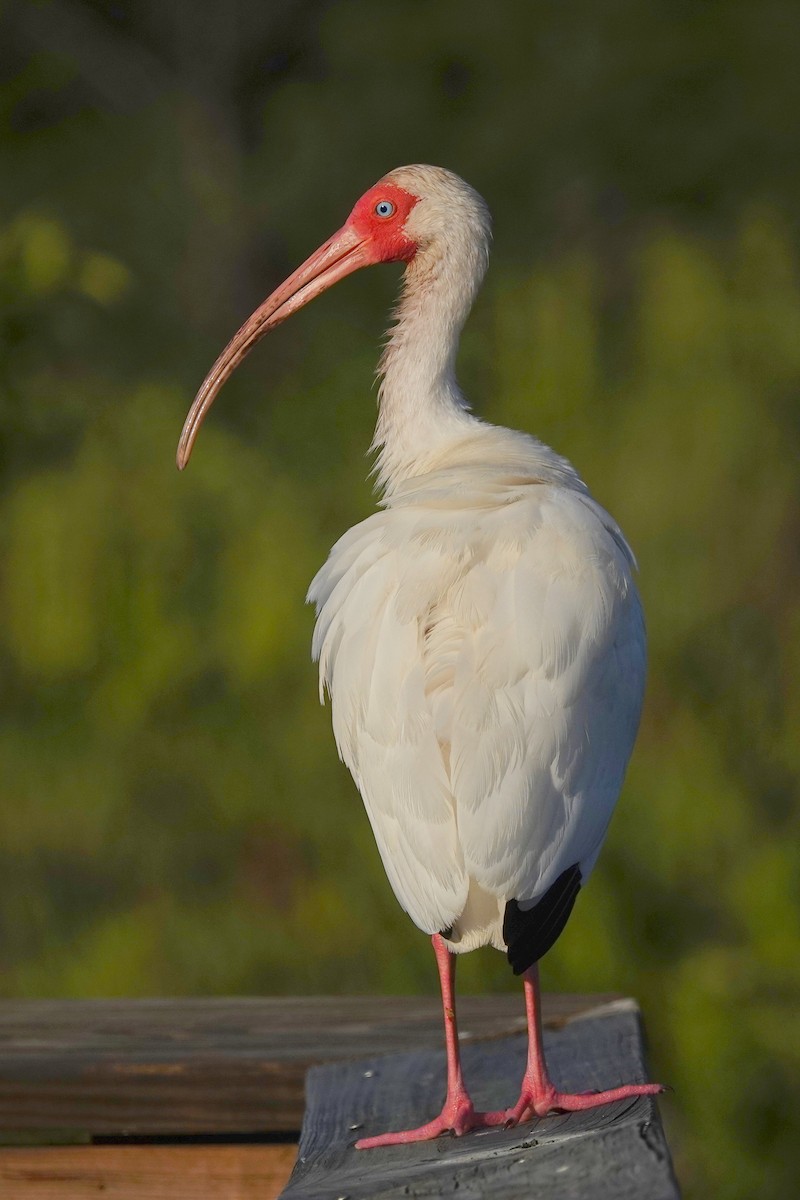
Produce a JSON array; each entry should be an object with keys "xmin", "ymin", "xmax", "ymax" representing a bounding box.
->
[
  {"xmin": 500, "ymin": 1079, "xmax": 665, "ymax": 1124},
  {"xmin": 356, "ymin": 1097, "xmax": 507, "ymax": 1149}
]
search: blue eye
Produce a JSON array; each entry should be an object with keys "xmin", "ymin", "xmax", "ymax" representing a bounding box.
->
[{"xmin": 375, "ymin": 200, "xmax": 395, "ymax": 218}]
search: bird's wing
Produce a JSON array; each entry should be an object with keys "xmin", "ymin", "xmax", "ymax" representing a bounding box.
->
[
  {"xmin": 450, "ymin": 487, "xmax": 646, "ymax": 907},
  {"xmin": 308, "ymin": 514, "xmax": 468, "ymax": 934},
  {"xmin": 309, "ymin": 482, "xmax": 645, "ymax": 932}
]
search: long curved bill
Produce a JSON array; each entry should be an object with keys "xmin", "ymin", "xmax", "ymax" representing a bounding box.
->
[{"xmin": 176, "ymin": 224, "xmax": 371, "ymax": 469}]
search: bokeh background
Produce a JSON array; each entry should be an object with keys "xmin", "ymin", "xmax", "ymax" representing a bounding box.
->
[{"xmin": 2, "ymin": 1, "xmax": 799, "ymax": 1194}]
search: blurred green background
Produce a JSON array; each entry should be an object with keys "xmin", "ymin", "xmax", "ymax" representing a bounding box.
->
[{"xmin": 2, "ymin": 1, "xmax": 799, "ymax": 1194}]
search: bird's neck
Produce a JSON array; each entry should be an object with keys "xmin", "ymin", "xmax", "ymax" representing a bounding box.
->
[{"xmin": 372, "ymin": 236, "xmax": 488, "ymax": 496}]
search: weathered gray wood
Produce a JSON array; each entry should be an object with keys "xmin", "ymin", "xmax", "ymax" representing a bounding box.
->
[
  {"xmin": 0, "ymin": 994, "xmax": 612, "ymax": 1137},
  {"xmin": 281, "ymin": 1000, "xmax": 679, "ymax": 1200}
]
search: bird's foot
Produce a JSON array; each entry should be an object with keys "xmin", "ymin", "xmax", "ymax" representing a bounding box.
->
[
  {"xmin": 497, "ymin": 1078, "xmax": 666, "ymax": 1127},
  {"xmin": 355, "ymin": 1091, "xmax": 506, "ymax": 1149}
]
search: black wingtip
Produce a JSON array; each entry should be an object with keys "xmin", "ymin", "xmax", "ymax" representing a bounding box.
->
[{"xmin": 503, "ymin": 864, "xmax": 582, "ymax": 975}]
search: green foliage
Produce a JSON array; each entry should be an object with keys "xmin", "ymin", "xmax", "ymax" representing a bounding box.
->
[{"xmin": 2, "ymin": 3, "xmax": 800, "ymax": 1194}]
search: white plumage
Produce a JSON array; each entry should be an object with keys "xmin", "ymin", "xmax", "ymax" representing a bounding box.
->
[
  {"xmin": 177, "ymin": 163, "xmax": 661, "ymax": 1146},
  {"xmin": 308, "ymin": 424, "xmax": 645, "ymax": 952}
]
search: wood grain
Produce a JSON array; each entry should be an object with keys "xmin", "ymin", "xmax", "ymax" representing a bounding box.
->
[
  {"xmin": 0, "ymin": 1144, "xmax": 297, "ymax": 1200},
  {"xmin": 0, "ymin": 994, "xmax": 614, "ymax": 1137},
  {"xmin": 281, "ymin": 1000, "xmax": 679, "ymax": 1200}
]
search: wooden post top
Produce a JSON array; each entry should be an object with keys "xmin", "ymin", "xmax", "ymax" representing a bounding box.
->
[{"xmin": 0, "ymin": 995, "xmax": 679, "ymax": 1199}]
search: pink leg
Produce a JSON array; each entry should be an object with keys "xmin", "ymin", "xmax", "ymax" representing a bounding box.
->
[
  {"xmin": 356, "ymin": 935, "xmax": 507, "ymax": 1149},
  {"xmin": 500, "ymin": 965, "xmax": 665, "ymax": 1125}
]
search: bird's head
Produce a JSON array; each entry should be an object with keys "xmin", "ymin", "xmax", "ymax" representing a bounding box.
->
[
  {"xmin": 176, "ymin": 165, "xmax": 489, "ymax": 469},
  {"xmin": 347, "ymin": 165, "xmax": 490, "ymax": 262}
]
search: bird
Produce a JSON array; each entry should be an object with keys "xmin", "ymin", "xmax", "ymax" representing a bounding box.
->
[{"xmin": 176, "ymin": 164, "xmax": 664, "ymax": 1147}]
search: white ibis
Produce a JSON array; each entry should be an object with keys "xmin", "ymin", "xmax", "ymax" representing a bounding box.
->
[{"xmin": 177, "ymin": 165, "xmax": 663, "ymax": 1147}]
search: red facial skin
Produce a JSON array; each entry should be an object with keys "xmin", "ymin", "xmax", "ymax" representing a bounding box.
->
[{"xmin": 347, "ymin": 183, "xmax": 420, "ymax": 264}]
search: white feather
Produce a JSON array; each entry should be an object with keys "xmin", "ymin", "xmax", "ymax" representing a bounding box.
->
[
  {"xmin": 308, "ymin": 427, "xmax": 645, "ymax": 952},
  {"xmin": 306, "ymin": 165, "xmax": 645, "ymax": 956}
]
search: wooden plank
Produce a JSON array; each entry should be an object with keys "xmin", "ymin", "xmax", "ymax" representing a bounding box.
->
[
  {"xmin": 0, "ymin": 994, "xmax": 613, "ymax": 1137},
  {"xmin": 281, "ymin": 1000, "xmax": 679, "ymax": 1200},
  {"xmin": 0, "ymin": 1144, "xmax": 297, "ymax": 1200}
]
